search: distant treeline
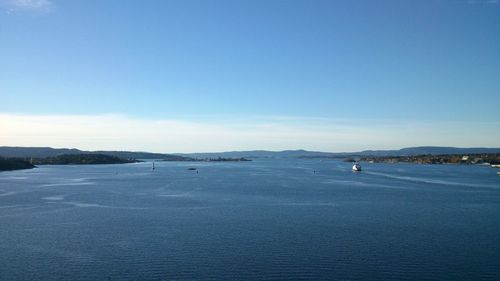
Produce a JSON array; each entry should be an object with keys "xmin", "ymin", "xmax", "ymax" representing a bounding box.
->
[
  {"xmin": 347, "ymin": 153, "xmax": 500, "ymax": 165},
  {"xmin": 0, "ymin": 146, "xmax": 193, "ymax": 161},
  {"xmin": 30, "ymin": 154, "xmax": 141, "ymax": 165},
  {"xmin": 1, "ymin": 154, "xmax": 140, "ymax": 172},
  {"xmin": 200, "ymin": 157, "xmax": 251, "ymax": 162},
  {"xmin": 0, "ymin": 157, "xmax": 35, "ymax": 171},
  {"xmin": 159, "ymin": 157, "xmax": 251, "ymax": 162}
]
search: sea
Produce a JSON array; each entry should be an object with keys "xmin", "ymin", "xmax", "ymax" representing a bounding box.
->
[{"xmin": 0, "ymin": 159, "xmax": 499, "ymax": 280}]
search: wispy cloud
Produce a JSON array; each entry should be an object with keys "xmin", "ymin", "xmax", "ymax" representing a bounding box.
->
[
  {"xmin": 1, "ymin": 0, "xmax": 53, "ymax": 13},
  {"xmin": 1, "ymin": 114, "xmax": 499, "ymax": 153}
]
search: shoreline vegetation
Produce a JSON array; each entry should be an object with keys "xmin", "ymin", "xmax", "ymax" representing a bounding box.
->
[
  {"xmin": 345, "ymin": 154, "xmax": 500, "ymax": 165},
  {"xmin": 0, "ymin": 157, "xmax": 35, "ymax": 171},
  {"xmin": 0, "ymin": 154, "xmax": 141, "ymax": 172},
  {"xmin": 30, "ymin": 154, "xmax": 140, "ymax": 165}
]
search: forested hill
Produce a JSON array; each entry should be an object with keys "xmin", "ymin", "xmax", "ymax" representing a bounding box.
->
[
  {"xmin": 0, "ymin": 147, "xmax": 82, "ymax": 158},
  {"xmin": 30, "ymin": 154, "xmax": 140, "ymax": 165},
  {"xmin": 178, "ymin": 147, "xmax": 500, "ymax": 159},
  {"xmin": 93, "ymin": 151, "xmax": 190, "ymax": 161},
  {"xmin": 0, "ymin": 147, "xmax": 192, "ymax": 161},
  {"xmin": 2, "ymin": 146, "xmax": 500, "ymax": 160}
]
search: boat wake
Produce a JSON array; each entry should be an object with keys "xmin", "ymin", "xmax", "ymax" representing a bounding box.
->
[{"xmin": 363, "ymin": 171, "xmax": 497, "ymax": 189}]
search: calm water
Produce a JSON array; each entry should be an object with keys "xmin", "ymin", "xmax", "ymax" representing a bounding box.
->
[{"xmin": 1, "ymin": 159, "xmax": 499, "ymax": 280}]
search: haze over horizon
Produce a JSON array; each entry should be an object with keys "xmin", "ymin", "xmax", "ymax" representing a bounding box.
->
[{"xmin": 1, "ymin": 0, "xmax": 499, "ymax": 152}]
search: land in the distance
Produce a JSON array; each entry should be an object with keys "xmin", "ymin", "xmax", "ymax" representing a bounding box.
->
[
  {"xmin": 0, "ymin": 154, "xmax": 140, "ymax": 172},
  {"xmin": 2, "ymin": 146, "xmax": 500, "ymax": 172},
  {"xmin": 190, "ymin": 157, "xmax": 251, "ymax": 162},
  {"xmin": 0, "ymin": 147, "xmax": 253, "ymax": 171},
  {"xmin": 176, "ymin": 146, "xmax": 500, "ymax": 159},
  {"xmin": 347, "ymin": 154, "xmax": 500, "ymax": 165},
  {"xmin": 3, "ymin": 146, "xmax": 500, "ymax": 160},
  {"xmin": 30, "ymin": 154, "xmax": 140, "ymax": 165},
  {"xmin": 0, "ymin": 146, "xmax": 192, "ymax": 161}
]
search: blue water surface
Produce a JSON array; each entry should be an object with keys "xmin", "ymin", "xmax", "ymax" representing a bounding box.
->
[{"xmin": 0, "ymin": 159, "xmax": 499, "ymax": 280}]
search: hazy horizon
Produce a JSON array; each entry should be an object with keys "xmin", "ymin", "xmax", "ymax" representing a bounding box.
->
[{"xmin": 2, "ymin": 127, "xmax": 500, "ymax": 155}]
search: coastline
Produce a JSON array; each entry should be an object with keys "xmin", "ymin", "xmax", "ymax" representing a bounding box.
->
[{"xmin": 0, "ymin": 157, "xmax": 35, "ymax": 172}]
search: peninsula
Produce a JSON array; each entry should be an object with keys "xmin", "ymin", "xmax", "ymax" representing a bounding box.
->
[{"xmin": 0, "ymin": 157, "xmax": 35, "ymax": 172}]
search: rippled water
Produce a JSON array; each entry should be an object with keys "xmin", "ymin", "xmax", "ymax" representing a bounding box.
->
[{"xmin": 0, "ymin": 159, "xmax": 499, "ymax": 280}]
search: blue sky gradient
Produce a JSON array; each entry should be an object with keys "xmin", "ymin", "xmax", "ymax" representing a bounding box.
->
[{"xmin": 1, "ymin": 0, "xmax": 499, "ymax": 152}]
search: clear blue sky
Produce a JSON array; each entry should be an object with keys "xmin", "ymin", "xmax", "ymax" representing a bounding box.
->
[{"xmin": 1, "ymin": 0, "xmax": 499, "ymax": 152}]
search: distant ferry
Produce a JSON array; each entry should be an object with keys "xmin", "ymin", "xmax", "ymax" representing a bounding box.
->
[{"xmin": 352, "ymin": 162, "xmax": 362, "ymax": 172}]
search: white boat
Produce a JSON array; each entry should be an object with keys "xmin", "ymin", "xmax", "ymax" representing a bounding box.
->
[{"xmin": 352, "ymin": 162, "xmax": 362, "ymax": 172}]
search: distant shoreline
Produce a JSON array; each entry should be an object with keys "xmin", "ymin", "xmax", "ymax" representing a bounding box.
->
[
  {"xmin": 344, "ymin": 153, "xmax": 500, "ymax": 165},
  {"xmin": 191, "ymin": 157, "xmax": 252, "ymax": 162},
  {"xmin": 0, "ymin": 154, "xmax": 140, "ymax": 172},
  {"xmin": 2, "ymin": 146, "xmax": 500, "ymax": 171},
  {"xmin": 0, "ymin": 154, "xmax": 253, "ymax": 172}
]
